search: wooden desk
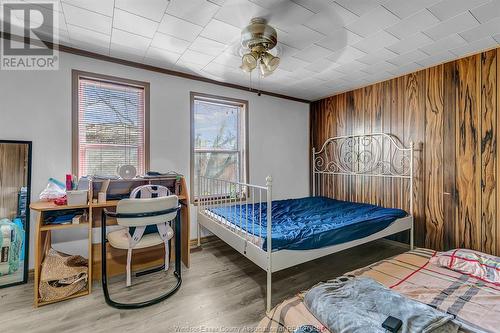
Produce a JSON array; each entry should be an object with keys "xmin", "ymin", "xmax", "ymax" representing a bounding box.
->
[
  {"xmin": 30, "ymin": 176, "xmax": 190, "ymax": 307},
  {"xmin": 30, "ymin": 201, "xmax": 92, "ymax": 307}
]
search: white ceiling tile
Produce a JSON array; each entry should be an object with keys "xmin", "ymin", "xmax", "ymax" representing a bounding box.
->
[
  {"xmin": 383, "ymin": 0, "xmax": 441, "ymax": 19},
  {"xmin": 115, "ymin": 0, "xmax": 170, "ymax": 22},
  {"xmin": 70, "ymin": 41, "xmax": 110, "ymax": 55},
  {"xmin": 201, "ymin": 19, "xmax": 241, "ymax": 44},
  {"xmin": 292, "ymin": 45, "xmax": 333, "ymax": 62},
  {"xmin": 450, "ymin": 36, "xmax": 499, "ymax": 57},
  {"xmin": 316, "ymin": 29, "xmax": 362, "ymax": 51},
  {"xmin": 215, "ymin": 0, "xmax": 267, "ymax": 29},
  {"xmin": 167, "ymin": 0, "xmax": 220, "ymax": 26},
  {"xmin": 339, "ymin": 70, "xmax": 371, "ymax": 82},
  {"xmin": 279, "ymin": 56, "xmax": 310, "ymax": 72},
  {"xmin": 420, "ymin": 33, "xmax": 467, "ymax": 55},
  {"xmin": 212, "ymin": 51, "xmax": 242, "ymax": 69},
  {"xmin": 158, "ymin": 15, "xmax": 203, "ymax": 42},
  {"xmin": 40, "ymin": 27, "xmax": 71, "ymax": 44},
  {"xmin": 494, "ymin": 34, "xmax": 500, "ymax": 44},
  {"xmin": 7, "ymin": 4, "xmax": 66, "ymax": 29},
  {"xmin": 424, "ymin": 12, "xmax": 479, "ymax": 41},
  {"xmin": 345, "ymin": 6, "xmax": 401, "ymax": 37},
  {"xmin": 303, "ymin": 2, "xmax": 358, "ymax": 35},
  {"xmin": 258, "ymin": 1, "xmax": 315, "ymax": 32},
  {"xmin": 335, "ymin": 0, "xmax": 385, "ymax": 16},
  {"xmin": 145, "ymin": 47, "xmax": 181, "ymax": 65},
  {"xmin": 352, "ymin": 30, "xmax": 399, "ymax": 53},
  {"xmin": 416, "ymin": 50, "xmax": 456, "ymax": 67},
  {"xmin": 284, "ymin": 67, "xmax": 317, "ymax": 80},
  {"xmin": 460, "ymin": 16, "xmax": 500, "ymax": 42},
  {"xmin": 62, "ymin": 0, "xmax": 114, "ymax": 16},
  {"xmin": 386, "ymin": 32, "xmax": 433, "ymax": 54},
  {"xmin": 202, "ymin": 62, "xmax": 238, "ymax": 78},
  {"xmin": 327, "ymin": 46, "xmax": 367, "ymax": 64},
  {"xmin": 111, "ymin": 28, "xmax": 152, "ymax": 50},
  {"xmin": 362, "ymin": 71, "xmax": 393, "ymax": 83},
  {"xmin": 62, "ymin": 2, "xmax": 112, "ymax": 34},
  {"xmin": 388, "ymin": 62, "xmax": 424, "ymax": 76},
  {"xmin": 304, "ymin": 58, "xmax": 339, "ymax": 73},
  {"xmin": 151, "ymin": 32, "xmax": 191, "ymax": 53},
  {"xmin": 176, "ymin": 60, "xmax": 206, "ymax": 73},
  {"xmin": 360, "ymin": 61, "xmax": 398, "ymax": 75},
  {"xmin": 470, "ymin": 1, "xmax": 500, "ymax": 23},
  {"xmin": 334, "ymin": 61, "xmax": 369, "ymax": 74},
  {"xmin": 291, "ymin": 0, "xmax": 343, "ymax": 14},
  {"xmin": 29, "ymin": 1, "xmax": 63, "ymax": 13},
  {"xmin": 387, "ymin": 49, "xmax": 428, "ymax": 66},
  {"xmin": 357, "ymin": 48, "xmax": 398, "ymax": 65},
  {"xmin": 278, "ymin": 25, "xmax": 325, "ymax": 49},
  {"xmin": 386, "ymin": 10, "xmax": 441, "ymax": 39},
  {"xmin": 189, "ymin": 36, "xmax": 227, "ymax": 56},
  {"xmin": 278, "ymin": 43, "xmax": 301, "ymax": 58},
  {"xmin": 179, "ymin": 49, "xmax": 216, "ymax": 66},
  {"xmin": 143, "ymin": 56, "xmax": 176, "ymax": 70},
  {"xmin": 428, "ymin": 0, "xmax": 490, "ymax": 21},
  {"xmin": 113, "ymin": 9, "xmax": 158, "ymax": 38},
  {"xmin": 110, "ymin": 43, "xmax": 147, "ymax": 62},
  {"xmin": 67, "ymin": 24, "xmax": 111, "ymax": 45}
]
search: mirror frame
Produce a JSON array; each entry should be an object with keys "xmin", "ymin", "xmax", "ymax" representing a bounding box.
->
[{"xmin": 0, "ymin": 140, "xmax": 32, "ymax": 288}]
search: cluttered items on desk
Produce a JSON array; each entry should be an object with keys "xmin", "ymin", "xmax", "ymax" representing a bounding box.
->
[
  {"xmin": 43, "ymin": 209, "xmax": 87, "ymax": 226},
  {"xmin": 90, "ymin": 171, "xmax": 183, "ymax": 203},
  {"xmin": 38, "ymin": 170, "xmax": 184, "ymax": 206}
]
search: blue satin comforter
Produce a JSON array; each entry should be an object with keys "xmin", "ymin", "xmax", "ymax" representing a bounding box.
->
[{"xmin": 209, "ymin": 196, "xmax": 407, "ymax": 251}]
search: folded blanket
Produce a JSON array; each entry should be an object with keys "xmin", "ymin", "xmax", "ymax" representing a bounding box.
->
[{"xmin": 304, "ymin": 277, "xmax": 460, "ymax": 333}]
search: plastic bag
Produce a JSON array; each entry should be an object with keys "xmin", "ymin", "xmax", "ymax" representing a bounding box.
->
[{"xmin": 39, "ymin": 178, "xmax": 66, "ymax": 201}]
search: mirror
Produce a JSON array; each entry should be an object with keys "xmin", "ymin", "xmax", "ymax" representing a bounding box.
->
[{"xmin": 0, "ymin": 140, "xmax": 31, "ymax": 288}]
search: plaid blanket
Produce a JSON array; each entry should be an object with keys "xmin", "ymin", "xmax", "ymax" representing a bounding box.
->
[{"xmin": 258, "ymin": 248, "xmax": 500, "ymax": 333}]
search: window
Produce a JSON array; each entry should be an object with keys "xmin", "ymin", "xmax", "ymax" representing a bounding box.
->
[
  {"xmin": 191, "ymin": 92, "xmax": 248, "ymax": 200},
  {"xmin": 72, "ymin": 71, "xmax": 149, "ymax": 178}
]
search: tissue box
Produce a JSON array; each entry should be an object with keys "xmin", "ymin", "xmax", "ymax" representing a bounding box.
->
[{"xmin": 67, "ymin": 190, "xmax": 88, "ymax": 206}]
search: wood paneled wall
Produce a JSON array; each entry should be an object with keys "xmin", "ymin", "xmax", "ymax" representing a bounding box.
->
[{"xmin": 310, "ymin": 48, "xmax": 500, "ymax": 255}]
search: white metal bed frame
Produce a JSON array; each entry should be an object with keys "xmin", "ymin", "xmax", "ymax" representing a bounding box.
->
[{"xmin": 197, "ymin": 133, "xmax": 414, "ymax": 313}]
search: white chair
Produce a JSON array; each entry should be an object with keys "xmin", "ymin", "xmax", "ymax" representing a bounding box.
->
[{"xmin": 101, "ymin": 185, "xmax": 182, "ymax": 309}]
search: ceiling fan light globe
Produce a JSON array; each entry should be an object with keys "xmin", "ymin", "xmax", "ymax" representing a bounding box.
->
[
  {"xmin": 241, "ymin": 52, "xmax": 258, "ymax": 70},
  {"xmin": 259, "ymin": 61, "xmax": 272, "ymax": 77},
  {"xmin": 240, "ymin": 63, "xmax": 253, "ymax": 73},
  {"xmin": 263, "ymin": 53, "xmax": 280, "ymax": 71}
]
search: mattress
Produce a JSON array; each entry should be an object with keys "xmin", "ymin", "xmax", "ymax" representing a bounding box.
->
[
  {"xmin": 208, "ymin": 196, "xmax": 407, "ymax": 251},
  {"xmin": 258, "ymin": 248, "xmax": 500, "ymax": 333}
]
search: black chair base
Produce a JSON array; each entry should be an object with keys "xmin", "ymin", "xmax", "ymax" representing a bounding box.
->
[
  {"xmin": 101, "ymin": 208, "xmax": 182, "ymax": 309},
  {"xmin": 102, "ymin": 272, "xmax": 182, "ymax": 310}
]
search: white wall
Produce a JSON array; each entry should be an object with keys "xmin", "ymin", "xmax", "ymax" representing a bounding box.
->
[{"xmin": 0, "ymin": 48, "xmax": 310, "ymax": 268}]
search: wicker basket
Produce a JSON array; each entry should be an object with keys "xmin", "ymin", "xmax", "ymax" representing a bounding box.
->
[{"xmin": 39, "ymin": 249, "xmax": 88, "ymax": 302}]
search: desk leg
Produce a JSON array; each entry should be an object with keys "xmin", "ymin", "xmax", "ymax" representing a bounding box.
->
[
  {"xmin": 180, "ymin": 202, "xmax": 190, "ymax": 268},
  {"xmin": 175, "ymin": 214, "xmax": 182, "ymax": 278}
]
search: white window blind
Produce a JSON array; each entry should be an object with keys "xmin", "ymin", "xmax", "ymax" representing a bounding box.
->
[
  {"xmin": 192, "ymin": 95, "xmax": 247, "ymax": 199},
  {"xmin": 76, "ymin": 77, "xmax": 146, "ymax": 178}
]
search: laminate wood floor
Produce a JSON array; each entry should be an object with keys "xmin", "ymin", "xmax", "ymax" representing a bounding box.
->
[{"xmin": 0, "ymin": 239, "xmax": 407, "ymax": 333}]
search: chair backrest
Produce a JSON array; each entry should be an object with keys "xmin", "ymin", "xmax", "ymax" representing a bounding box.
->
[
  {"xmin": 130, "ymin": 184, "xmax": 171, "ymax": 199},
  {"xmin": 116, "ymin": 195, "xmax": 179, "ymax": 228}
]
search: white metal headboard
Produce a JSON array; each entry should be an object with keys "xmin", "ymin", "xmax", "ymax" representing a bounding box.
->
[{"xmin": 312, "ymin": 133, "xmax": 414, "ymax": 212}]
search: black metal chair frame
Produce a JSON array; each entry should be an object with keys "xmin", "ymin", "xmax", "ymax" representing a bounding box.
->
[{"xmin": 101, "ymin": 205, "xmax": 182, "ymax": 309}]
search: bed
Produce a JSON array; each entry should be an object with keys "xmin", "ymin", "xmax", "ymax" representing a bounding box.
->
[
  {"xmin": 257, "ymin": 248, "xmax": 500, "ymax": 333},
  {"xmin": 196, "ymin": 133, "xmax": 415, "ymax": 312}
]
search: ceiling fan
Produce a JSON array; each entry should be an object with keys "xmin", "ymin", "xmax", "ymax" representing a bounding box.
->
[{"xmin": 239, "ymin": 18, "xmax": 280, "ymax": 77}]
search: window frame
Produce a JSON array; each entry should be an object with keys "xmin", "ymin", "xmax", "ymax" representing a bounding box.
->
[
  {"xmin": 71, "ymin": 70, "xmax": 150, "ymax": 177},
  {"xmin": 190, "ymin": 92, "xmax": 249, "ymax": 203}
]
